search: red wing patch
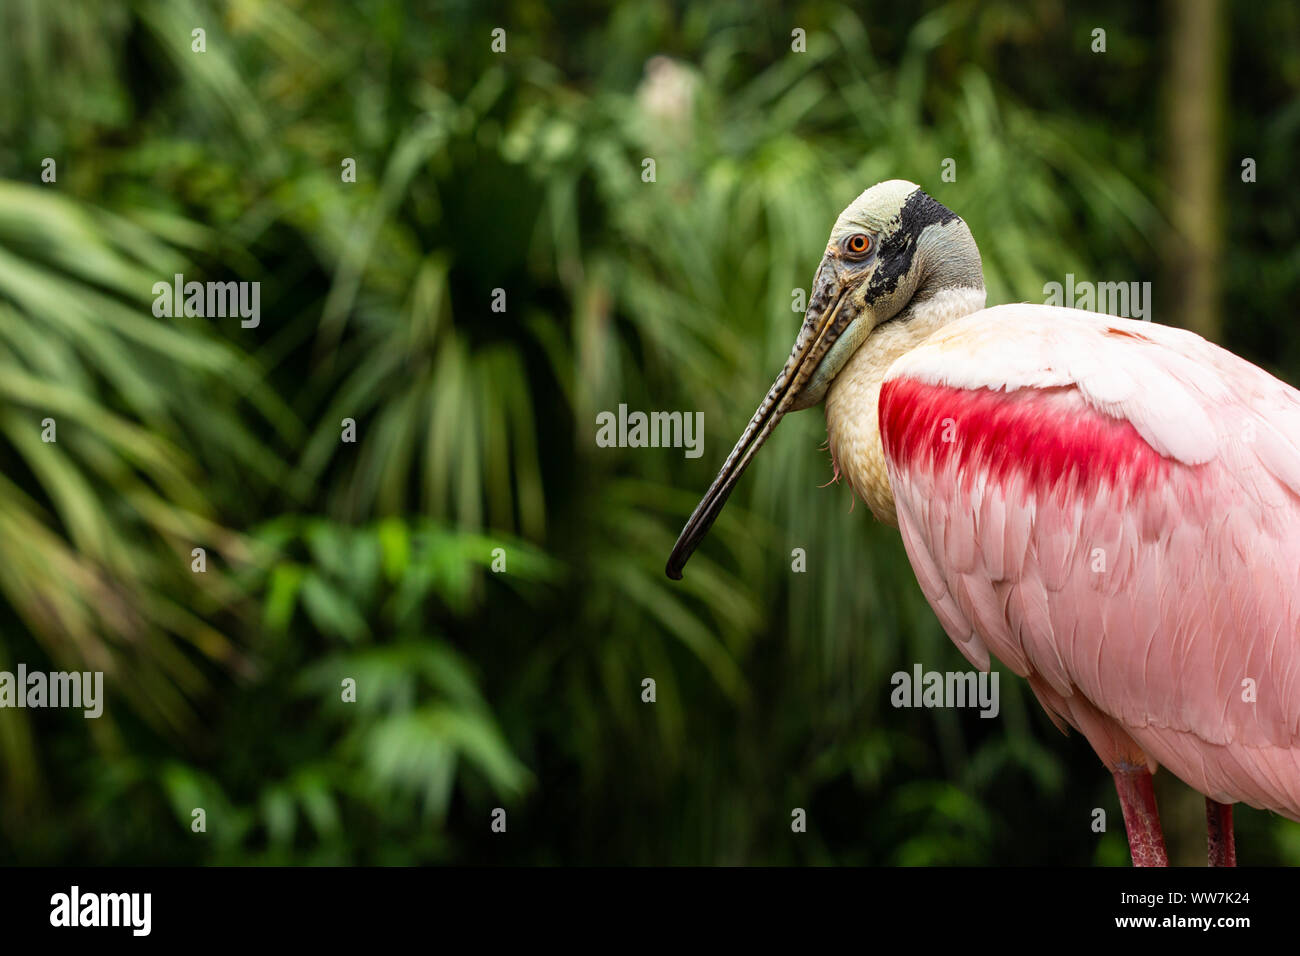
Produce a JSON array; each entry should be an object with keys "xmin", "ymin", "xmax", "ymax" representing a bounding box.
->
[{"xmin": 878, "ymin": 377, "xmax": 1172, "ymax": 501}]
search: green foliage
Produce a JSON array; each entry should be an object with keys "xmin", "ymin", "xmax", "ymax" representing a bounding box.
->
[{"xmin": 1, "ymin": 0, "xmax": 1298, "ymax": 865}]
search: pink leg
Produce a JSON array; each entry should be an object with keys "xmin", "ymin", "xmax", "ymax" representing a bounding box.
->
[
  {"xmin": 1112, "ymin": 766, "xmax": 1169, "ymax": 867},
  {"xmin": 1206, "ymin": 798, "xmax": 1236, "ymax": 867}
]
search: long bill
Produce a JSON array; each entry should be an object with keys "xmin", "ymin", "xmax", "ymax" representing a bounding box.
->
[{"xmin": 665, "ymin": 287, "xmax": 854, "ymax": 579}]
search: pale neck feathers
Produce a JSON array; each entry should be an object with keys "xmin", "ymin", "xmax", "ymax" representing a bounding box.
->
[{"xmin": 824, "ymin": 287, "xmax": 987, "ymax": 524}]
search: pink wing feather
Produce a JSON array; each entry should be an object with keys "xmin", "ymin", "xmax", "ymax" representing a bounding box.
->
[{"xmin": 880, "ymin": 305, "xmax": 1300, "ymax": 819}]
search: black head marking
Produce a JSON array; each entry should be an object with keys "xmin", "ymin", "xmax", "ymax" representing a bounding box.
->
[{"xmin": 864, "ymin": 189, "xmax": 959, "ymax": 301}]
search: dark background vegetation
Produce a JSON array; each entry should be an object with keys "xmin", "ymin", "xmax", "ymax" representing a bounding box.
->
[{"xmin": 0, "ymin": 0, "xmax": 1297, "ymax": 865}]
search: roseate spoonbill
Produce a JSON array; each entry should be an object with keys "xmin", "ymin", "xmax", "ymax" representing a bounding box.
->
[{"xmin": 666, "ymin": 180, "xmax": 1300, "ymax": 866}]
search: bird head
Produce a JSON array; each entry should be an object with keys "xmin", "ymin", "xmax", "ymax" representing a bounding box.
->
[{"xmin": 666, "ymin": 180, "xmax": 983, "ymax": 579}]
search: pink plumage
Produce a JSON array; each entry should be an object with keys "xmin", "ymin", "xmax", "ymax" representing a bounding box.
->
[
  {"xmin": 879, "ymin": 305, "xmax": 1300, "ymax": 822},
  {"xmin": 665, "ymin": 181, "xmax": 1300, "ymax": 864}
]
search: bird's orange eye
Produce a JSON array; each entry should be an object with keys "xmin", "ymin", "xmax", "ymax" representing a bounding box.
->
[{"xmin": 844, "ymin": 233, "xmax": 872, "ymax": 257}]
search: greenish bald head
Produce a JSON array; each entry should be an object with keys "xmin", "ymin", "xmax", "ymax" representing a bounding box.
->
[
  {"xmin": 828, "ymin": 179, "xmax": 923, "ymax": 246},
  {"xmin": 792, "ymin": 180, "xmax": 981, "ymax": 408},
  {"xmin": 665, "ymin": 181, "xmax": 985, "ymax": 580}
]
